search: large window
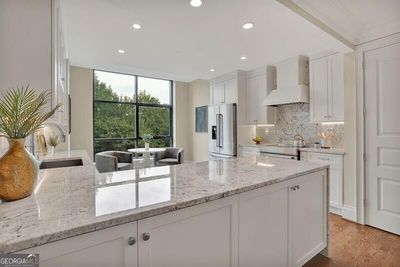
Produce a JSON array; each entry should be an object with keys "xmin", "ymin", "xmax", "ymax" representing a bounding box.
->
[{"xmin": 93, "ymin": 70, "xmax": 173, "ymax": 154}]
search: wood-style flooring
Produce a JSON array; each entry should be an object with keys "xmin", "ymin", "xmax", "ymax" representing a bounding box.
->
[{"xmin": 305, "ymin": 214, "xmax": 400, "ymax": 267}]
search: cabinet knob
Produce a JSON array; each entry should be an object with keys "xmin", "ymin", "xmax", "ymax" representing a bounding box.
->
[
  {"xmin": 128, "ymin": 236, "xmax": 136, "ymax": 246},
  {"xmin": 295, "ymin": 185, "xmax": 300, "ymax": 190},
  {"xmin": 290, "ymin": 186, "xmax": 297, "ymax": 191},
  {"xmin": 142, "ymin": 232, "xmax": 151, "ymax": 241}
]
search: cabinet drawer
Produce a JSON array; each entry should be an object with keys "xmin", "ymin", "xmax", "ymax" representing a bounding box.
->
[
  {"xmin": 307, "ymin": 152, "xmax": 341, "ymax": 167},
  {"xmin": 239, "ymin": 146, "xmax": 260, "ymax": 156}
]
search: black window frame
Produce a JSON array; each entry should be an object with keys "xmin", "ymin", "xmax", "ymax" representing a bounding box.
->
[{"xmin": 93, "ymin": 69, "xmax": 174, "ymax": 155}]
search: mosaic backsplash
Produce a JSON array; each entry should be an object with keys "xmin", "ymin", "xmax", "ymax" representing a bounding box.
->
[{"xmin": 256, "ymin": 103, "xmax": 344, "ymax": 148}]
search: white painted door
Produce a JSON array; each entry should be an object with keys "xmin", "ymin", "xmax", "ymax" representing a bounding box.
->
[
  {"xmin": 211, "ymin": 82, "xmax": 225, "ymax": 104},
  {"xmin": 246, "ymin": 75, "xmax": 259, "ymax": 124},
  {"xmin": 327, "ymin": 53, "xmax": 344, "ymax": 121},
  {"xmin": 310, "ymin": 57, "xmax": 328, "ymax": 122},
  {"xmin": 239, "ymin": 184, "xmax": 288, "ymax": 267},
  {"xmin": 20, "ymin": 221, "xmax": 138, "ymax": 267},
  {"xmin": 224, "ymin": 77, "xmax": 237, "ymax": 104},
  {"xmin": 138, "ymin": 196, "xmax": 238, "ymax": 267},
  {"xmin": 365, "ymin": 41, "xmax": 400, "ymax": 235},
  {"xmin": 290, "ymin": 171, "xmax": 327, "ymax": 267}
]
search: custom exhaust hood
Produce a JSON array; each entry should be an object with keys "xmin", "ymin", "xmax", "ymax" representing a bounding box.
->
[{"xmin": 263, "ymin": 55, "xmax": 309, "ymax": 106}]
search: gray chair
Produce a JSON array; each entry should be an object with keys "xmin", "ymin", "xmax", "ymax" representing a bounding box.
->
[
  {"xmin": 154, "ymin": 148, "xmax": 184, "ymax": 166},
  {"xmin": 95, "ymin": 151, "xmax": 133, "ymax": 173}
]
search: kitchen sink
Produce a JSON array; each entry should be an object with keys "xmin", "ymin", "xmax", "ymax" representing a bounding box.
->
[{"xmin": 39, "ymin": 158, "xmax": 83, "ymax": 169}]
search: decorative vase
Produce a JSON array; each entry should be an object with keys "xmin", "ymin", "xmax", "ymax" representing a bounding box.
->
[
  {"xmin": 0, "ymin": 138, "xmax": 38, "ymax": 201},
  {"xmin": 145, "ymin": 142, "xmax": 150, "ymax": 151},
  {"xmin": 49, "ymin": 145, "xmax": 56, "ymax": 155}
]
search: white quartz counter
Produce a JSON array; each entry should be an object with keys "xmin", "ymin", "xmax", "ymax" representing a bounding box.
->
[{"xmin": 0, "ymin": 150, "xmax": 328, "ymax": 253}]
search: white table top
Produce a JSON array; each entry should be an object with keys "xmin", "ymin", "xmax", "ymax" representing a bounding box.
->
[{"xmin": 128, "ymin": 148, "xmax": 166, "ymax": 153}]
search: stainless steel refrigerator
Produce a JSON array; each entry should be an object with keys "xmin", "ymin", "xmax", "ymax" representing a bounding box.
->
[{"xmin": 208, "ymin": 103, "xmax": 237, "ymax": 157}]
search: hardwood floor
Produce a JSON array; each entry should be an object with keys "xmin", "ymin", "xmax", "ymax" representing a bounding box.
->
[{"xmin": 305, "ymin": 214, "xmax": 400, "ymax": 267}]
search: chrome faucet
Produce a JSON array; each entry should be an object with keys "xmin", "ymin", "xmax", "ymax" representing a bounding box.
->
[{"xmin": 293, "ymin": 134, "xmax": 305, "ymax": 148}]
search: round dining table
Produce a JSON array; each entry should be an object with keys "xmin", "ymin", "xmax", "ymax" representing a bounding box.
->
[{"xmin": 128, "ymin": 148, "xmax": 166, "ymax": 168}]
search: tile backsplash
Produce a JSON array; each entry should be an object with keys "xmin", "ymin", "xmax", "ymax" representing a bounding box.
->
[{"xmin": 256, "ymin": 103, "xmax": 344, "ymax": 148}]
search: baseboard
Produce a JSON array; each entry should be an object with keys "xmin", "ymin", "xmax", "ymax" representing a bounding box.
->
[
  {"xmin": 341, "ymin": 205, "xmax": 357, "ymax": 222},
  {"xmin": 329, "ymin": 205, "xmax": 342, "ymax": 216}
]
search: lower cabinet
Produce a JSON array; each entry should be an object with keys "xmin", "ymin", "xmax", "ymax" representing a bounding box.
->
[
  {"xmin": 304, "ymin": 152, "xmax": 344, "ymax": 215},
  {"xmin": 290, "ymin": 171, "xmax": 327, "ymax": 266},
  {"xmin": 19, "ymin": 170, "xmax": 327, "ymax": 267},
  {"xmin": 138, "ymin": 196, "xmax": 238, "ymax": 267},
  {"xmin": 19, "ymin": 221, "xmax": 138, "ymax": 267},
  {"xmin": 239, "ymin": 170, "xmax": 327, "ymax": 267},
  {"xmin": 239, "ymin": 183, "xmax": 289, "ymax": 266}
]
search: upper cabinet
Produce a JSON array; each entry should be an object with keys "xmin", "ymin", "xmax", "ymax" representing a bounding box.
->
[
  {"xmin": 210, "ymin": 70, "xmax": 246, "ymax": 124},
  {"xmin": 309, "ymin": 52, "xmax": 344, "ymax": 122},
  {"xmin": 52, "ymin": 0, "xmax": 70, "ymax": 129},
  {"xmin": 245, "ymin": 66, "xmax": 276, "ymax": 125}
]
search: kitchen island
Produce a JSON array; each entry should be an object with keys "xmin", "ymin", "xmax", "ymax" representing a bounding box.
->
[{"xmin": 0, "ymin": 150, "xmax": 329, "ymax": 267}]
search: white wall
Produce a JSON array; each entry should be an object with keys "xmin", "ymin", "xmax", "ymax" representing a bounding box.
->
[
  {"xmin": 343, "ymin": 52, "xmax": 357, "ymax": 208},
  {"xmin": 69, "ymin": 66, "xmax": 93, "ymax": 159},
  {"xmin": 0, "ymin": 0, "xmax": 52, "ymax": 95},
  {"xmin": 174, "ymin": 82, "xmax": 191, "ymax": 161},
  {"xmin": 188, "ymin": 79, "xmax": 210, "ymax": 162}
]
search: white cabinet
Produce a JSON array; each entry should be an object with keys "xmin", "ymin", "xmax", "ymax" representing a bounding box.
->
[
  {"xmin": 138, "ymin": 196, "xmax": 238, "ymax": 267},
  {"xmin": 245, "ymin": 66, "xmax": 276, "ymax": 125},
  {"xmin": 19, "ymin": 221, "xmax": 138, "ymax": 267},
  {"xmin": 18, "ymin": 170, "xmax": 328, "ymax": 267},
  {"xmin": 306, "ymin": 152, "xmax": 344, "ymax": 215},
  {"xmin": 310, "ymin": 52, "xmax": 344, "ymax": 122},
  {"xmin": 239, "ymin": 170, "xmax": 327, "ymax": 267},
  {"xmin": 239, "ymin": 183, "xmax": 289, "ymax": 266},
  {"xmin": 210, "ymin": 70, "xmax": 246, "ymax": 124},
  {"xmin": 290, "ymin": 171, "xmax": 327, "ymax": 266},
  {"xmin": 52, "ymin": 0, "xmax": 70, "ymax": 129},
  {"xmin": 210, "ymin": 75, "xmax": 240, "ymax": 105},
  {"xmin": 211, "ymin": 81, "xmax": 226, "ymax": 104},
  {"xmin": 238, "ymin": 145, "xmax": 260, "ymax": 156}
]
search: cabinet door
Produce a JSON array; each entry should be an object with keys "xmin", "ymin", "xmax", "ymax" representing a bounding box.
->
[
  {"xmin": 239, "ymin": 184, "xmax": 288, "ymax": 267},
  {"xmin": 310, "ymin": 57, "xmax": 328, "ymax": 122},
  {"xmin": 138, "ymin": 196, "xmax": 238, "ymax": 267},
  {"xmin": 211, "ymin": 82, "xmax": 225, "ymax": 104},
  {"xmin": 19, "ymin": 221, "xmax": 138, "ymax": 267},
  {"xmin": 307, "ymin": 152, "xmax": 343, "ymax": 213},
  {"xmin": 224, "ymin": 78, "xmax": 237, "ymax": 103},
  {"xmin": 290, "ymin": 171, "xmax": 327, "ymax": 267},
  {"xmin": 328, "ymin": 54, "xmax": 344, "ymax": 121},
  {"xmin": 257, "ymin": 74, "xmax": 276, "ymax": 124},
  {"xmin": 246, "ymin": 75, "xmax": 259, "ymax": 124}
]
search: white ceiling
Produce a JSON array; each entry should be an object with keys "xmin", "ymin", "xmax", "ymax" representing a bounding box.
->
[
  {"xmin": 61, "ymin": 0, "xmax": 351, "ymax": 82},
  {"xmin": 292, "ymin": 0, "xmax": 400, "ymax": 45}
]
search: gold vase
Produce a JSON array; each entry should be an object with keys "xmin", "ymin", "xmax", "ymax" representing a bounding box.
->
[{"xmin": 0, "ymin": 138, "xmax": 38, "ymax": 201}]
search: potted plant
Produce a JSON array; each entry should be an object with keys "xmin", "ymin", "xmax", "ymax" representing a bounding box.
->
[
  {"xmin": 142, "ymin": 133, "xmax": 153, "ymax": 151},
  {"xmin": 0, "ymin": 86, "xmax": 60, "ymax": 201}
]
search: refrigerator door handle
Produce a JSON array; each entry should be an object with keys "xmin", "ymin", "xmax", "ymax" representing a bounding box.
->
[
  {"xmin": 216, "ymin": 114, "xmax": 220, "ymax": 148},
  {"xmin": 219, "ymin": 114, "xmax": 223, "ymax": 148}
]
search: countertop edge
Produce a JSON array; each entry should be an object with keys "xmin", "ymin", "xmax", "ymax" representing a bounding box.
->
[{"xmin": 1, "ymin": 164, "xmax": 329, "ymax": 254}]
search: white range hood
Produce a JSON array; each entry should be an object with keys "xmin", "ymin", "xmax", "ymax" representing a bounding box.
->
[{"xmin": 263, "ymin": 55, "xmax": 309, "ymax": 106}]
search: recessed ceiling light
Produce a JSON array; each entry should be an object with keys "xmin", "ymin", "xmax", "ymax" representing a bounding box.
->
[
  {"xmin": 209, "ymin": 68, "xmax": 215, "ymax": 72},
  {"xmin": 240, "ymin": 56, "xmax": 247, "ymax": 60},
  {"xmin": 118, "ymin": 49, "xmax": 125, "ymax": 54},
  {"xmin": 242, "ymin": 22, "xmax": 254, "ymax": 30},
  {"xmin": 190, "ymin": 0, "xmax": 202, "ymax": 7},
  {"xmin": 132, "ymin": 24, "xmax": 142, "ymax": 30}
]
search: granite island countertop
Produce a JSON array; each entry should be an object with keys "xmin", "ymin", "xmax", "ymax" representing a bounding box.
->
[{"xmin": 0, "ymin": 150, "xmax": 329, "ymax": 253}]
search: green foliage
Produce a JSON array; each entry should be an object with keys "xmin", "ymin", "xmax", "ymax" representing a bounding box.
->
[
  {"xmin": 93, "ymin": 74, "xmax": 171, "ymax": 153},
  {"xmin": 0, "ymin": 86, "xmax": 61, "ymax": 139}
]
